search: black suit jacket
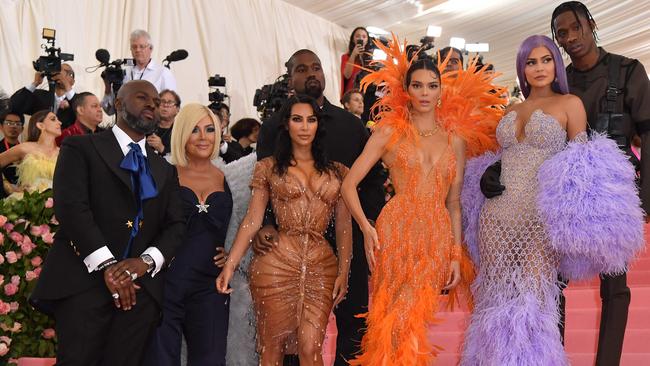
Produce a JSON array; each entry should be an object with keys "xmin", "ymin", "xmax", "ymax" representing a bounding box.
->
[
  {"xmin": 9, "ymin": 87, "xmax": 77, "ymax": 129},
  {"xmin": 32, "ymin": 130, "xmax": 185, "ymax": 310}
]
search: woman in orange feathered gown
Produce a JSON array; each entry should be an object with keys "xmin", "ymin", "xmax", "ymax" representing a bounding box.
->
[{"xmin": 341, "ymin": 37, "xmax": 505, "ymax": 365}]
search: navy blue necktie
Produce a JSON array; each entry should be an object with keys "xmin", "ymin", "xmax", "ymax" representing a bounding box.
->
[{"xmin": 120, "ymin": 142, "xmax": 158, "ymax": 258}]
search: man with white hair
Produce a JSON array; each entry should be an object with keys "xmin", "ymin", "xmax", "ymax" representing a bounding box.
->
[{"xmin": 102, "ymin": 29, "xmax": 177, "ymax": 115}]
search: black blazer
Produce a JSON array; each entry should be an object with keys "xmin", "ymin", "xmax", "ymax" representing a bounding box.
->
[
  {"xmin": 32, "ymin": 130, "xmax": 185, "ymax": 309},
  {"xmin": 9, "ymin": 87, "xmax": 77, "ymax": 129}
]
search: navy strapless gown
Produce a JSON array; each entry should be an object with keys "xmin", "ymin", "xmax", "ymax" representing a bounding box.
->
[{"xmin": 144, "ymin": 182, "xmax": 233, "ymax": 366}]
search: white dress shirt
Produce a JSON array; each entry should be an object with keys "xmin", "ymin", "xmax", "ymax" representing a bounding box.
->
[
  {"xmin": 101, "ymin": 59, "xmax": 177, "ymax": 115},
  {"xmin": 83, "ymin": 124, "xmax": 165, "ymax": 276}
]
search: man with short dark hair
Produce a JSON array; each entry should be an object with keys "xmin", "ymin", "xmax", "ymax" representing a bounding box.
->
[
  {"xmin": 10, "ymin": 63, "xmax": 78, "ymax": 128},
  {"xmin": 439, "ymin": 46, "xmax": 464, "ymax": 73},
  {"xmin": 56, "ymin": 92, "xmax": 104, "ymax": 146},
  {"xmin": 31, "ymin": 80, "xmax": 185, "ymax": 366},
  {"xmin": 341, "ymin": 88, "xmax": 364, "ymax": 121},
  {"xmin": 256, "ymin": 49, "xmax": 386, "ymax": 366},
  {"xmin": 0, "ymin": 111, "xmax": 24, "ymax": 198},
  {"xmin": 147, "ymin": 89, "xmax": 180, "ymax": 156},
  {"xmin": 551, "ymin": 2, "xmax": 650, "ymax": 364}
]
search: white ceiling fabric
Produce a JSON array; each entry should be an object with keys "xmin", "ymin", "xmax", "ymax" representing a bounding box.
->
[{"xmin": 285, "ymin": 0, "xmax": 650, "ymax": 90}]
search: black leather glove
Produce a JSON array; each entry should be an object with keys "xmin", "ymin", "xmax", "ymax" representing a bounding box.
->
[{"xmin": 480, "ymin": 160, "xmax": 505, "ymax": 198}]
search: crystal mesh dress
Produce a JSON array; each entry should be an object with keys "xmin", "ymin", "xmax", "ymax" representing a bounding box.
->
[
  {"xmin": 248, "ymin": 157, "xmax": 351, "ymax": 357},
  {"xmin": 462, "ymin": 110, "xmax": 571, "ymax": 365}
]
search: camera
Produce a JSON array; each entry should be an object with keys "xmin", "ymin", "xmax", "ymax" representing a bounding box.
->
[
  {"xmin": 356, "ymin": 39, "xmax": 364, "ymax": 46},
  {"xmin": 32, "ymin": 28, "xmax": 74, "ymax": 78},
  {"xmin": 253, "ymin": 73, "xmax": 290, "ymax": 121},
  {"xmin": 207, "ymin": 74, "xmax": 229, "ymax": 110},
  {"xmin": 95, "ymin": 49, "xmax": 134, "ymax": 95}
]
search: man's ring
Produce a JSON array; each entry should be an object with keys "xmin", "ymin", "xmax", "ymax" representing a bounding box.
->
[
  {"xmin": 264, "ymin": 234, "xmax": 272, "ymax": 241},
  {"xmin": 130, "ymin": 272, "xmax": 138, "ymax": 281},
  {"xmin": 124, "ymin": 269, "xmax": 131, "ymax": 277},
  {"xmin": 112, "ymin": 293, "xmax": 119, "ymax": 299}
]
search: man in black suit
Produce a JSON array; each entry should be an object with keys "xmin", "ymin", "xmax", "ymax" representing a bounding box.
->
[
  {"xmin": 255, "ymin": 49, "xmax": 386, "ymax": 365},
  {"xmin": 31, "ymin": 80, "xmax": 185, "ymax": 366},
  {"xmin": 9, "ymin": 63, "xmax": 78, "ymax": 128}
]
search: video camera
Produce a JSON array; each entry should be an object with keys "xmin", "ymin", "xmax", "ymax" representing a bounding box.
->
[
  {"xmin": 207, "ymin": 74, "xmax": 229, "ymax": 111},
  {"xmin": 95, "ymin": 49, "xmax": 134, "ymax": 95},
  {"xmin": 32, "ymin": 28, "xmax": 74, "ymax": 95},
  {"xmin": 253, "ymin": 73, "xmax": 290, "ymax": 121}
]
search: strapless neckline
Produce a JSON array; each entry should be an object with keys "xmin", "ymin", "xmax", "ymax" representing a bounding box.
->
[{"xmin": 505, "ymin": 109, "xmax": 564, "ymax": 144}]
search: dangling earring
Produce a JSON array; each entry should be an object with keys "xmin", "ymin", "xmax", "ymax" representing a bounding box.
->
[{"xmin": 437, "ymin": 99, "xmax": 442, "ymax": 107}]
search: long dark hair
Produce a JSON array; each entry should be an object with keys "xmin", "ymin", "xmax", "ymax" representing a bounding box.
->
[
  {"xmin": 347, "ymin": 27, "xmax": 370, "ymax": 56},
  {"xmin": 27, "ymin": 110, "xmax": 51, "ymax": 142},
  {"xmin": 405, "ymin": 58, "xmax": 441, "ymax": 87},
  {"xmin": 273, "ymin": 95, "xmax": 334, "ymax": 177}
]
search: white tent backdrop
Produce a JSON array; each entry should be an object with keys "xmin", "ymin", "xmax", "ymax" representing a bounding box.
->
[{"xmin": 0, "ymin": 0, "xmax": 349, "ymax": 124}]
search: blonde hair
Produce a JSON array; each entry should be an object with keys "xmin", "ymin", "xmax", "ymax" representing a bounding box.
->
[{"xmin": 170, "ymin": 103, "xmax": 221, "ymax": 167}]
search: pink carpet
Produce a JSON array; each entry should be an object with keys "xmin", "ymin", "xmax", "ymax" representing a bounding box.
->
[{"xmin": 322, "ymin": 224, "xmax": 650, "ymax": 365}]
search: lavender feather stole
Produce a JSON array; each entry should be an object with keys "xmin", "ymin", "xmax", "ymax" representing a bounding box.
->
[
  {"xmin": 461, "ymin": 150, "xmax": 502, "ymax": 265},
  {"xmin": 537, "ymin": 134, "xmax": 645, "ymax": 280}
]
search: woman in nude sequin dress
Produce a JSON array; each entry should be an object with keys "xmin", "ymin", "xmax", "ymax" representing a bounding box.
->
[
  {"xmin": 216, "ymin": 95, "xmax": 352, "ymax": 366},
  {"xmin": 461, "ymin": 36, "xmax": 589, "ymax": 366}
]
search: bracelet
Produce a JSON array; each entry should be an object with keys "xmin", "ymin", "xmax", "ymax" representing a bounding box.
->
[{"xmin": 97, "ymin": 258, "xmax": 118, "ymax": 271}]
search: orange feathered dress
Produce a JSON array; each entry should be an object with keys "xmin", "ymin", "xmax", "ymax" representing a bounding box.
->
[{"xmin": 350, "ymin": 35, "xmax": 506, "ymax": 366}]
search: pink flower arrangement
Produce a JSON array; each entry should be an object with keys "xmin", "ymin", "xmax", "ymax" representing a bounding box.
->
[
  {"xmin": 25, "ymin": 271, "xmax": 38, "ymax": 282},
  {"xmin": 4, "ymin": 251, "xmax": 17, "ymax": 264},
  {"xmin": 3, "ymin": 284, "xmax": 18, "ymax": 296},
  {"xmin": 0, "ymin": 301, "xmax": 11, "ymax": 315},
  {"xmin": 0, "ymin": 190, "xmax": 58, "ymax": 359},
  {"xmin": 41, "ymin": 329, "xmax": 55, "ymax": 339},
  {"xmin": 42, "ymin": 232, "xmax": 55, "ymax": 244},
  {"xmin": 8, "ymin": 232, "xmax": 23, "ymax": 244},
  {"xmin": 30, "ymin": 256, "xmax": 43, "ymax": 267}
]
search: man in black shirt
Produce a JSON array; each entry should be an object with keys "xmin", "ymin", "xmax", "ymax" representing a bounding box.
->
[
  {"xmin": 0, "ymin": 111, "xmax": 24, "ymax": 198},
  {"xmin": 256, "ymin": 49, "xmax": 385, "ymax": 365},
  {"xmin": 551, "ymin": 3, "xmax": 650, "ymax": 364}
]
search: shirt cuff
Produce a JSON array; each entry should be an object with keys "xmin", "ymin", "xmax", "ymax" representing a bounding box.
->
[
  {"xmin": 142, "ymin": 247, "xmax": 165, "ymax": 277},
  {"xmin": 25, "ymin": 84, "xmax": 36, "ymax": 92},
  {"xmin": 220, "ymin": 142, "xmax": 228, "ymax": 154},
  {"xmin": 83, "ymin": 246, "xmax": 115, "ymax": 273}
]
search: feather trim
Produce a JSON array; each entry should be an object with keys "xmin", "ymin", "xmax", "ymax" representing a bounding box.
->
[
  {"xmin": 461, "ymin": 150, "xmax": 502, "ymax": 266},
  {"xmin": 537, "ymin": 134, "xmax": 645, "ymax": 279},
  {"xmin": 360, "ymin": 34, "xmax": 505, "ymax": 157}
]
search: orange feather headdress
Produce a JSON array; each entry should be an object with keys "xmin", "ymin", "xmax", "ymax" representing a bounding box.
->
[{"xmin": 360, "ymin": 34, "xmax": 506, "ymax": 158}]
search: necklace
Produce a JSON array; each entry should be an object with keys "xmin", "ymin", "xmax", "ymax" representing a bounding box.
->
[{"xmin": 417, "ymin": 125, "xmax": 439, "ymax": 137}]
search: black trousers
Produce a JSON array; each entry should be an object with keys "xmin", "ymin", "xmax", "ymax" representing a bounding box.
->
[
  {"xmin": 559, "ymin": 272, "xmax": 630, "ymax": 366},
  {"xmin": 53, "ymin": 285, "xmax": 159, "ymax": 366}
]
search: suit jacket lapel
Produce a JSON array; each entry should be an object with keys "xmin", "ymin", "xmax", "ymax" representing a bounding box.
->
[{"xmin": 92, "ymin": 131, "xmax": 133, "ymax": 191}]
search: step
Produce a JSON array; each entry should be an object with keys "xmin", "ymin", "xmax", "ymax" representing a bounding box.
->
[
  {"xmin": 566, "ymin": 307, "xmax": 650, "ymax": 329},
  {"xmin": 630, "ymin": 256, "xmax": 650, "ymax": 271},
  {"xmin": 567, "ymin": 270, "xmax": 650, "ymax": 289},
  {"xmin": 565, "ymin": 329, "xmax": 650, "ymax": 353},
  {"xmin": 568, "ymin": 352, "xmax": 650, "ymax": 366}
]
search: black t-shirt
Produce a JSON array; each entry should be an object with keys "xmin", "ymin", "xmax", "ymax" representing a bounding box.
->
[{"xmin": 153, "ymin": 126, "xmax": 172, "ymax": 156}]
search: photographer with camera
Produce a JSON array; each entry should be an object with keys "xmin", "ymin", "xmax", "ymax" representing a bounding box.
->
[
  {"xmin": 101, "ymin": 29, "xmax": 177, "ymax": 115},
  {"xmin": 439, "ymin": 46, "xmax": 464, "ymax": 74},
  {"xmin": 146, "ymin": 89, "xmax": 180, "ymax": 156},
  {"xmin": 341, "ymin": 27, "xmax": 372, "ymax": 97},
  {"xmin": 10, "ymin": 63, "xmax": 77, "ymax": 129}
]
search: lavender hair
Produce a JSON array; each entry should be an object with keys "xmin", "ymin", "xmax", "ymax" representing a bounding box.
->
[{"xmin": 516, "ymin": 35, "xmax": 569, "ymax": 98}]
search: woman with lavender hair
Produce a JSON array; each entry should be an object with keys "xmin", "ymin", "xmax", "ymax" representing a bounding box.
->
[{"xmin": 460, "ymin": 35, "xmax": 644, "ymax": 365}]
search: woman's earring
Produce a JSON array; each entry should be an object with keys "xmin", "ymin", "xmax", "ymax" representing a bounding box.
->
[{"xmin": 437, "ymin": 99, "xmax": 442, "ymax": 107}]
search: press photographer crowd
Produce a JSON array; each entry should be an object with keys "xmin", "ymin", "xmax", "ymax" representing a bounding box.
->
[{"xmin": 0, "ymin": 1, "xmax": 649, "ymax": 365}]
